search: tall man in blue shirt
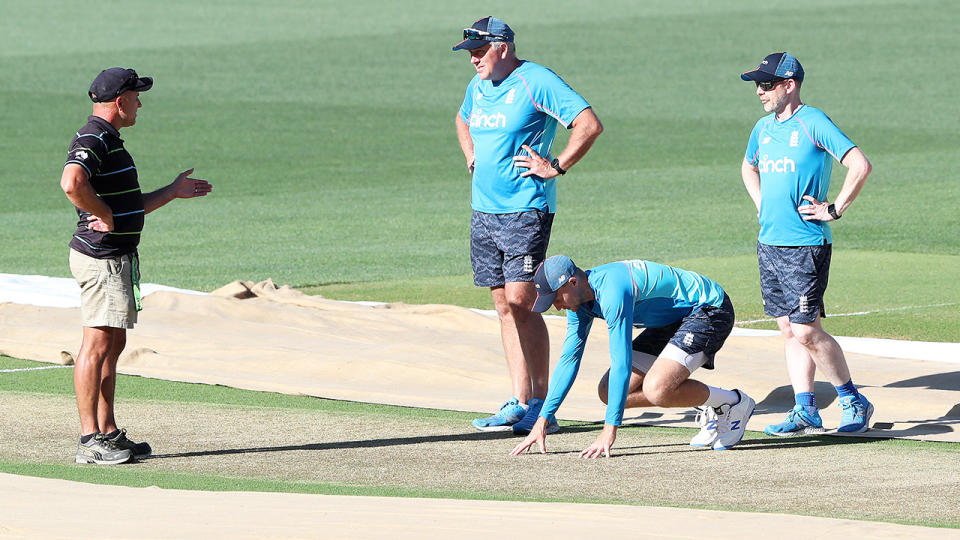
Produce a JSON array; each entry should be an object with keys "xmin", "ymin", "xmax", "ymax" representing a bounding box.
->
[
  {"xmin": 739, "ymin": 53, "xmax": 874, "ymax": 436},
  {"xmin": 511, "ymin": 256, "xmax": 756, "ymax": 458},
  {"xmin": 453, "ymin": 17, "xmax": 603, "ymax": 433}
]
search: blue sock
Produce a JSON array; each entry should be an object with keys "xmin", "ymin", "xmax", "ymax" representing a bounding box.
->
[
  {"xmin": 795, "ymin": 392, "xmax": 816, "ymax": 414},
  {"xmin": 835, "ymin": 380, "xmax": 859, "ymax": 399}
]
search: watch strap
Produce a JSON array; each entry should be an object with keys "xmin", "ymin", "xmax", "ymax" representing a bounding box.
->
[
  {"xmin": 828, "ymin": 203, "xmax": 842, "ymax": 220},
  {"xmin": 550, "ymin": 158, "xmax": 567, "ymax": 175}
]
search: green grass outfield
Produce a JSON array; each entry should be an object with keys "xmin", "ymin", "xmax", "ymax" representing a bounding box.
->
[
  {"xmin": 2, "ymin": 355, "xmax": 958, "ymax": 528},
  {"xmin": 0, "ymin": 1, "xmax": 957, "ymax": 341}
]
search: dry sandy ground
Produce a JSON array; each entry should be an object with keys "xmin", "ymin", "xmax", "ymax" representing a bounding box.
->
[{"xmin": 2, "ymin": 284, "xmax": 959, "ymax": 538}]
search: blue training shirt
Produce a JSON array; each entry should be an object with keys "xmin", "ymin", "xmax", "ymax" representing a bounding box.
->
[
  {"xmin": 540, "ymin": 260, "xmax": 727, "ymax": 426},
  {"xmin": 745, "ymin": 104, "xmax": 856, "ymax": 246},
  {"xmin": 459, "ymin": 61, "xmax": 590, "ymax": 214}
]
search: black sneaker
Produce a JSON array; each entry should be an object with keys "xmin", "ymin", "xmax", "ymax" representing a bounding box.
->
[
  {"xmin": 105, "ymin": 428, "xmax": 152, "ymax": 459},
  {"xmin": 76, "ymin": 433, "xmax": 132, "ymax": 465}
]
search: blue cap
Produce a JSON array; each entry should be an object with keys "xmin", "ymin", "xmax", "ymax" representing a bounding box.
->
[
  {"xmin": 740, "ymin": 52, "xmax": 804, "ymax": 83},
  {"xmin": 532, "ymin": 255, "xmax": 578, "ymax": 313},
  {"xmin": 453, "ymin": 16, "xmax": 515, "ymax": 51}
]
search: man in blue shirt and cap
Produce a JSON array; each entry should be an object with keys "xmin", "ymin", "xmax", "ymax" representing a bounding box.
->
[
  {"xmin": 453, "ymin": 17, "xmax": 603, "ymax": 435},
  {"xmin": 739, "ymin": 52, "xmax": 874, "ymax": 436},
  {"xmin": 511, "ymin": 255, "xmax": 755, "ymax": 458}
]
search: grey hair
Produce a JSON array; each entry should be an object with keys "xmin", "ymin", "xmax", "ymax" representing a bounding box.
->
[{"xmin": 490, "ymin": 41, "xmax": 516, "ymax": 54}]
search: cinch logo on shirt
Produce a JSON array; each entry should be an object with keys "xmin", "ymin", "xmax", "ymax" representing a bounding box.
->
[
  {"xmin": 470, "ymin": 109, "xmax": 507, "ymax": 129},
  {"xmin": 758, "ymin": 154, "xmax": 796, "ymax": 173}
]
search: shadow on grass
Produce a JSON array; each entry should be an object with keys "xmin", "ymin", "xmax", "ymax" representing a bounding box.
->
[
  {"xmin": 528, "ymin": 423, "xmax": 887, "ymax": 458},
  {"xmin": 597, "ymin": 434, "xmax": 885, "ymax": 458},
  {"xmin": 149, "ymin": 429, "xmax": 523, "ymax": 460},
  {"xmin": 146, "ymin": 420, "xmax": 887, "ymax": 461}
]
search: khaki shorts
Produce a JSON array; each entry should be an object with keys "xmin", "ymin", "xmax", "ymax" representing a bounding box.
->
[{"xmin": 69, "ymin": 249, "xmax": 139, "ymax": 329}]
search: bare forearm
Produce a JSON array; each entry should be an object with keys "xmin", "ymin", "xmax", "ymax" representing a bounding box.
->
[
  {"xmin": 834, "ymin": 148, "xmax": 872, "ymax": 215},
  {"xmin": 61, "ymin": 166, "xmax": 112, "ymax": 219},
  {"xmin": 455, "ymin": 114, "xmax": 475, "ymax": 172},
  {"xmin": 142, "ymin": 184, "xmax": 177, "ymax": 214},
  {"xmin": 554, "ymin": 108, "xmax": 603, "ymax": 171},
  {"xmin": 740, "ymin": 159, "xmax": 762, "ymax": 211}
]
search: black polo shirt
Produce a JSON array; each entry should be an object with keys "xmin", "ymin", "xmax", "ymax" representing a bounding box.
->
[{"xmin": 65, "ymin": 115, "xmax": 145, "ymax": 258}]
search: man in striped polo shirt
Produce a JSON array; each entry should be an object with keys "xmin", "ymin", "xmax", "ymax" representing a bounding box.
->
[{"xmin": 60, "ymin": 67, "xmax": 212, "ymax": 465}]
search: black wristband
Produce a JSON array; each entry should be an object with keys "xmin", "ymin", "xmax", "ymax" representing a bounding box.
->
[
  {"xmin": 550, "ymin": 158, "xmax": 567, "ymax": 175},
  {"xmin": 828, "ymin": 203, "xmax": 842, "ymax": 220}
]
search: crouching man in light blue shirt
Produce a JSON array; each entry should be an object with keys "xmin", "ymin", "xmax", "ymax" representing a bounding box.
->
[{"xmin": 511, "ymin": 255, "xmax": 755, "ymax": 458}]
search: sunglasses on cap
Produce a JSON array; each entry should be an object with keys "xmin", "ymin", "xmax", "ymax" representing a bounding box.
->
[
  {"xmin": 463, "ymin": 27, "xmax": 507, "ymax": 41},
  {"xmin": 116, "ymin": 69, "xmax": 143, "ymax": 91},
  {"xmin": 755, "ymin": 78, "xmax": 788, "ymax": 91}
]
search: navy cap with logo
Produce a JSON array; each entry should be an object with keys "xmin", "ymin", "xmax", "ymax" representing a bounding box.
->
[
  {"xmin": 88, "ymin": 67, "xmax": 153, "ymax": 103},
  {"xmin": 532, "ymin": 255, "xmax": 578, "ymax": 313},
  {"xmin": 453, "ymin": 16, "xmax": 515, "ymax": 51},
  {"xmin": 740, "ymin": 52, "xmax": 804, "ymax": 83}
]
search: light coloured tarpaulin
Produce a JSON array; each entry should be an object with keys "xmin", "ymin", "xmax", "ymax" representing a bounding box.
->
[{"xmin": 1, "ymin": 279, "xmax": 958, "ymax": 442}]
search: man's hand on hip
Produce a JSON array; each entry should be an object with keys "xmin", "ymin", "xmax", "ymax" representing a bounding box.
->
[{"xmin": 513, "ymin": 145, "xmax": 558, "ymax": 180}]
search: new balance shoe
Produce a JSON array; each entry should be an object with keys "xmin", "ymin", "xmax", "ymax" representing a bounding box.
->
[
  {"xmin": 512, "ymin": 398, "xmax": 560, "ymax": 435},
  {"xmin": 764, "ymin": 404, "xmax": 825, "ymax": 437},
  {"xmin": 472, "ymin": 398, "xmax": 527, "ymax": 432},
  {"xmin": 837, "ymin": 394, "xmax": 874, "ymax": 433},
  {"xmin": 75, "ymin": 433, "xmax": 132, "ymax": 465},
  {"xmin": 689, "ymin": 406, "xmax": 719, "ymax": 448},
  {"xmin": 105, "ymin": 428, "xmax": 152, "ymax": 459},
  {"xmin": 713, "ymin": 389, "xmax": 756, "ymax": 450}
]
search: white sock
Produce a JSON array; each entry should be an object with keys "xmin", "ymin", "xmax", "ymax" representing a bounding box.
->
[{"xmin": 701, "ymin": 386, "xmax": 740, "ymax": 408}]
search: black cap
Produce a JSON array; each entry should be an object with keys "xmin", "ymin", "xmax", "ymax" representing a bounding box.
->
[{"xmin": 88, "ymin": 67, "xmax": 153, "ymax": 103}]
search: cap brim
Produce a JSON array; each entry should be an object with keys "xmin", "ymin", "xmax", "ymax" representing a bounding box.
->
[
  {"xmin": 740, "ymin": 70, "xmax": 779, "ymax": 82},
  {"xmin": 532, "ymin": 290, "xmax": 557, "ymax": 313},
  {"xmin": 452, "ymin": 39, "xmax": 489, "ymax": 51},
  {"xmin": 133, "ymin": 77, "xmax": 153, "ymax": 92}
]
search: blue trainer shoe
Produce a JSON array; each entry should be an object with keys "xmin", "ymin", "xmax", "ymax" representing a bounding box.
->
[
  {"xmin": 512, "ymin": 398, "xmax": 560, "ymax": 435},
  {"xmin": 472, "ymin": 398, "xmax": 527, "ymax": 432},
  {"xmin": 837, "ymin": 394, "xmax": 874, "ymax": 433},
  {"xmin": 764, "ymin": 404, "xmax": 825, "ymax": 437}
]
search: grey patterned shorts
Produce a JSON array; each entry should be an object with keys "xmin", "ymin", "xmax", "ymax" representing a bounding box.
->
[
  {"xmin": 630, "ymin": 293, "xmax": 735, "ymax": 371},
  {"xmin": 470, "ymin": 210, "xmax": 554, "ymax": 287},
  {"xmin": 757, "ymin": 242, "xmax": 832, "ymax": 323}
]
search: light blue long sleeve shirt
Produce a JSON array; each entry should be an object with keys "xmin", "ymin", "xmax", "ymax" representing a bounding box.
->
[{"xmin": 540, "ymin": 260, "xmax": 726, "ymax": 426}]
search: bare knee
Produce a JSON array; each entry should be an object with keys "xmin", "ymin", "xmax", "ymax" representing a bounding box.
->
[
  {"xmin": 79, "ymin": 340, "xmax": 111, "ymax": 364},
  {"xmin": 597, "ymin": 372, "xmax": 610, "ymax": 404},
  {"xmin": 78, "ymin": 327, "xmax": 122, "ymax": 365},
  {"xmin": 641, "ymin": 374, "xmax": 676, "ymax": 406},
  {"xmin": 643, "ymin": 385, "xmax": 669, "ymax": 406},
  {"xmin": 493, "ymin": 291, "xmax": 533, "ymax": 320},
  {"xmin": 790, "ymin": 323, "xmax": 823, "ymax": 348}
]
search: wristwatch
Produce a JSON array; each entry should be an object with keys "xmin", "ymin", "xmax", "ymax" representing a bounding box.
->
[
  {"xmin": 550, "ymin": 158, "xmax": 567, "ymax": 176},
  {"xmin": 827, "ymin": 203, "xmax": 842, "ymax": 220}
]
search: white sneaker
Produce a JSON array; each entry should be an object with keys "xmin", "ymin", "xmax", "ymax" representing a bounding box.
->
[
  {"xmin": 713, "ymin": 390, "xmax": 756, "ymax": 450},
  {"xmin": 689, "ymin": 406, "xmax": 719, "ymax": 448}
]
